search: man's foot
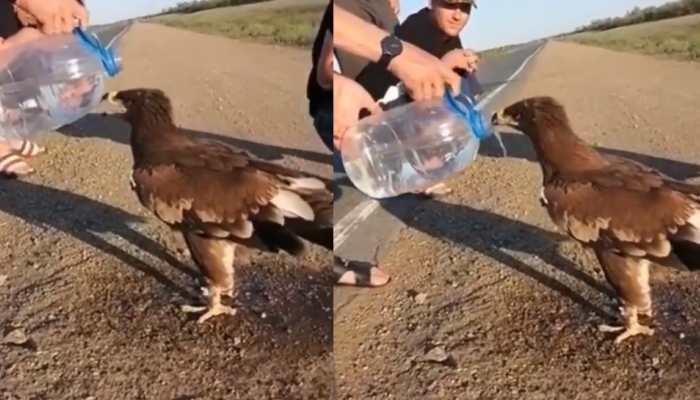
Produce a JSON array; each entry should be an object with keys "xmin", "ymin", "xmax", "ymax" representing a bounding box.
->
[
  {"xmin": 334, "ymin": 257, "xmax": 390, "ymax": 287},
  {"xmin": 0, "ymin": 144, "xmax": 34, "ymax": 178},
  {"xmin": 7, "ymin": 139, "xmax": 46, "ymax": 158},
  {"xmin": 416, "ymin": 182, "xmax": 453, "ymax": 198}
]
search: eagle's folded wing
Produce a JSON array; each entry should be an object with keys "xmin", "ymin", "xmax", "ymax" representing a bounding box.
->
[{"xmin": 544, "ymin": 165, "xmax": 698, "ymax": 258}]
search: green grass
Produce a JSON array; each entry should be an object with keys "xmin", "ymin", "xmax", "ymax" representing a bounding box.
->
[
  {"xmin": 565, "ymin": 14, "xmax": 700, "ymax": 61},
  {"xmin": 152, "ymin": 0, "xmax": 326, "ymax": 47}
]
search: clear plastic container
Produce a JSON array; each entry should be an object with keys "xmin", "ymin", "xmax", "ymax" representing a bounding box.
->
[
  {"xmin": 0, "ymin": 22, "xmax": 130, "ymax": 140},
  {"xmin": 341, "ymin": 89, "xmax": 492, "ymax": 199}
]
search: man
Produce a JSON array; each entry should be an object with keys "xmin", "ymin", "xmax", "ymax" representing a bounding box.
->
[
  {"xmin": 307, "ymin": 3, "xmax": 391, "ymax": 287},
  {"xmin": 358, "ymin": 0, "xmax": 480, "ymax": 100},
  {"xmin": 333, "ymin": 3, "xmax": 461, "ymax": 146},
  {"xmin": 330, "ymin": 4, "xmax": 462, "ymax": 285},
  {"xmin": 349, "ymin": 0, "xmax": 480, "ymax": 196}
]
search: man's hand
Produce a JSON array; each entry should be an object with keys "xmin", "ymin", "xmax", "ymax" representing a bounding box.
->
[
  {"xmin": 442, "ymin": 48, "xmax": 479, "ymax": 74},
  {"xmin": 14, "ymin": 0, "xmax": 88, "ymax": 35},
  {"xmin": 333, "ymin": 74, "xmax": 381, "ymax": 151},
  {"xmin": 0, "ymin": 27, "xmax": 43, "ymax": 49},
  {"xmin": 387, "ymin": 41, "xmax": 461, "ymax": 102},
  {"xmin": 332, "ymin": 5, "xmax": 460, "ymax": 101}
]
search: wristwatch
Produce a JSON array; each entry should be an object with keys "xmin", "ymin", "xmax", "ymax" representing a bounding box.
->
[{"xmin": 377, "ymin": 35, "xmax": 403, "ymax": 69}]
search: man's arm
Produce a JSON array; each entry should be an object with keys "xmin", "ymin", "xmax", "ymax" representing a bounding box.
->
[
  {"xmin": 334, "ymin": 0, "xmax": 397, "ymax": 79},
  {"xmin": 333, "ymin": 5, "xmax": 388, "ymax": 67},
  {"xmin": 333, "ymin": 4, "xmax": 461, "ymax": 101},
  {"xmin": 316, "ymin": 30, "xmax": 333, "ymax": 90}
]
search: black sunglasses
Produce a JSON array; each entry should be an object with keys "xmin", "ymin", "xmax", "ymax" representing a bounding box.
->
[{"xmin": 437, "ymin": 0, "xmax": 474, "ymax": 14}]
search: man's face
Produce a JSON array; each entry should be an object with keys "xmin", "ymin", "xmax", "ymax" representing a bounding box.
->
[{"xmin": 430, "ymin": 0, "xmax": 472, "ymax": 37}]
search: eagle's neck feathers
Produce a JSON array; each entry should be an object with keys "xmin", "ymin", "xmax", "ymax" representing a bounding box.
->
[
  {"xmin": 527, "ymin": 122, "xmax": 606, "ymax": 183},
  {"xmin": 128, "ymin": 105, "xmax": 183, "ymax": 164}
]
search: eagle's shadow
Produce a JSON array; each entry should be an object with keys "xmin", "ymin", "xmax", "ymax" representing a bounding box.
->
[
  {"xmin": 0, "ymin": 179, "xmax": 199, "ymax": 302},
  {"xmin": 59, "ymin": 113, "xmax": 333, "ymax": 166},
  {"xmin": 382, "ymin": 197, "xmax": 617, "ymax": 320},
  {"xmin": 480, "ymin": 131, "xmax": 700, "ymax": 180}
]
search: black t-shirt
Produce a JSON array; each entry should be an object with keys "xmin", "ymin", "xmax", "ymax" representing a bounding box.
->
[
  {"xmin": 0, "ymin": 1, "xmax": 21, "ymax": 39},
  {"xmin": 356, "ymin": 7, "xmax": 465, "ymax": 100},
  {"xmin": 306, "ymin": 2, "xmax": 332, "ymax": 116}
]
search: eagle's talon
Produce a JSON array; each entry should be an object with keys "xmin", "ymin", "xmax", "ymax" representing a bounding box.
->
[
  {"xmin": 613, "ymin": 325, "xmax": 655, "ymax": 344},
  {"xmin": 181, "ymin": 304, "xmax": 207, "ymax": 313},
  {"xmin": 196, "ymin": 304, "xmax": 237, "ymax": 324},
  {"xmin": 598, "ymin": 324, "xmax": 625, "ymax": 333}
]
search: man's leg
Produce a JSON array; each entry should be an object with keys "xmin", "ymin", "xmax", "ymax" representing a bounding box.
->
[{"xmin": 312, "ymin": 105, "xmax": 390, "ymax": 287}]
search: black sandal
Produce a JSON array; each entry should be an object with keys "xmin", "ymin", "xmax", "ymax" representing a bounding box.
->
[
  {"xmin": 334, "ymin": 256, "xmax": 390, "ymax": 287},
  {"xmin": 0, "ymin": 151, "xmax": 34, "ymax": 178}
]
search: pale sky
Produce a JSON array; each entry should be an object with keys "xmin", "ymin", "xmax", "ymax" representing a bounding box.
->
[
  {"xmin": 89, "ymin": 0, "xmax": 673, "ymax": 50},
  {"xmin": 89, "ymin": 0, "xmax": 185, "ymax": 24}
]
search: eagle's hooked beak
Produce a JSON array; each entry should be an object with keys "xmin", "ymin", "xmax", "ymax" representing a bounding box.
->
[
  {"xmin": 102, "ymin": 91, "xmax": 119, "ymax": 105},
  {"xmin": 490, "ymin": 109, "xmax": 518, "ymax": 129},
  {"xmin": 101, "ymin": 91, "xmax": 127, "ymax": 116}
]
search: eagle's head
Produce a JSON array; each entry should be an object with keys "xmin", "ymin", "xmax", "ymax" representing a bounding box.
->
[
  {"xmin": 102, "ymin": 88, "xmax": 174, "ymax": 127},
  {"xmin": 491, "ymin": 96, "xmax": 572, "ymax": 140}
]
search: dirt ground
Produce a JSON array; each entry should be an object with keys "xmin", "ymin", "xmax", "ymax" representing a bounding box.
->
[
  {"xmin": 0, "ymin": 24, "xmax": 332, "ymax": 399},
  {"xmin": 335, "ymin": 41, "xmax": 700, "ymax": 399}
]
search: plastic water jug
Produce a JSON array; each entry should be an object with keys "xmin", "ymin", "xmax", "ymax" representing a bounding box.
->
[
  {"xmin": 0, "ymin": 21, "xmax": 130, "ymax": 140},
  {"xmin": 341, "ymin": 84, "xmax": 492, "ymax": 199}
]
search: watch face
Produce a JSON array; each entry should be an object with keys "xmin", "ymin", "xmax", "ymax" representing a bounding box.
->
[{"xmin": 382, "ymin": 36, "xmax": 403, "ymax": 57}]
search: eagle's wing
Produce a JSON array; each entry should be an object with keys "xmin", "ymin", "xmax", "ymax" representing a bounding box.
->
[
  {"xmin": 132, "ymin": 145, "xmax": 330, "ymax": 248},
  {"xmin": 543, "ymin": 159, "xmax": 699, "ymax": 258},
  {"xmin": 187, "ymin": 137, "xmax": 333, "ymax": 226}
]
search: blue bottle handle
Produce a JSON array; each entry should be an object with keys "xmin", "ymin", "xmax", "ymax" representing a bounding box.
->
[
  {"xmin": 443, "ymin": 90, "xmax": 490, "ymax": 141},
  {"xmin": 73, "ymin": 27, "xmax": 121, "ymax": 77}
]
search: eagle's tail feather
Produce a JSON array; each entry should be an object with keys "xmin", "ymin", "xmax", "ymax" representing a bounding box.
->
[
  {"xmin": 672, "ymin": 240, "xmax": 700, "ymax": 271},
  {"xmin": 259, "ymin": 174, "xmax": 332, "ymax": 252},
  {"xmin": 291, "ymin": 226, "xmax": 333, "ymax": 251},
  {"xmin": 270, "ymin": 190, "xmax": 315, "ymax": 221},
  {"xmin": 274, "ymin": 175, "xmax": 333, "ymax": 226},
  {"xmin": 254, "ymin": 222, "xmax": 306, "ymax": 256},
  {"xmin": 672, "ymin": 212, "xmax": 700, "ymax": 270}
]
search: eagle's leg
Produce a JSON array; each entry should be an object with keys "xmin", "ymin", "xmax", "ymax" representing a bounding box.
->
[
  {"xmin": 595, "ymin": 252, "xmax": 655, "ymax": 343},
  {"xmin": 180, "ymin": 233, "xmax": 237, "ymax": 323}
]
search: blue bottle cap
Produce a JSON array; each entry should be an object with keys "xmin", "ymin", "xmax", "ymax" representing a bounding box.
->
[
  {"xmin": 443, "ymin": 90, "xmax": 491, "ymax": 141},
  {"xmin": 73, "ymin": 27, "xmax": 121, "ymax": 77}
]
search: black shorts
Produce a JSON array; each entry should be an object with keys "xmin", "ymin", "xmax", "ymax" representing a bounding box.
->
[{"xmin": 0, "ymin": 1, "xmax": 21, "ymax": 39}]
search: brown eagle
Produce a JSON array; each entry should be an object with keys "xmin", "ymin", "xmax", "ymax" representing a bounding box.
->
[
  {"xmin": 103, "ymin": 89, "xmax": 332, "ymax": 323},
  {"xmin": 492, "ymin": 96, "xmax": 700, "ymax": 343}
]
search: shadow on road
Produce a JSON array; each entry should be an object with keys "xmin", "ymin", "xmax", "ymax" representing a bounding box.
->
[
  {"xmin": 59, "ymin": 113, "xmax": 333, "ymax": 166},
  {"xmin": 480, "ymin": 131, "xmax": 700, "ymax": 180},
  {"xmin": 382, "ymin": 196, "xmax": 616, "ymax": 320},
  {"xmin": 0, "ymin": 179, "xmax": 198, "ymax": 301}
]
